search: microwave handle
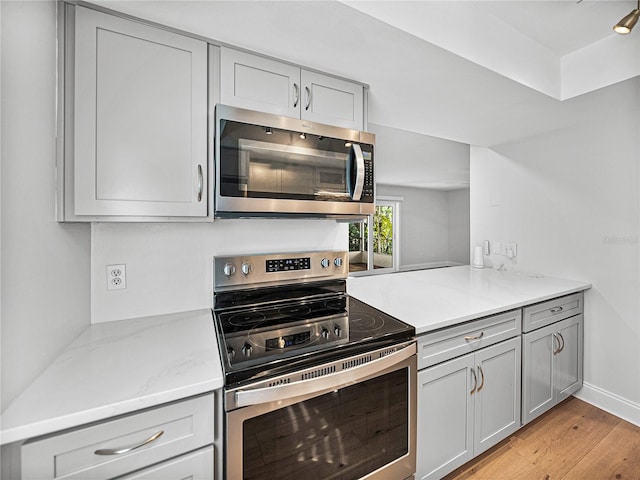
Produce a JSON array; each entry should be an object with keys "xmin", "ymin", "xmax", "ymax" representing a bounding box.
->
[
  {"xmin": 348, "ymin": 143, "xmax": 365, "ymax": 201},
  {"xmin": 233, "ymin": 342, "xmax": 415, "ymax": 408}
]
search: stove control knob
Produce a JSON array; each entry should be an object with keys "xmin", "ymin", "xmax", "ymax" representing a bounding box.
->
[
  {"xmin": 334, "ymin": 258, "xmax": 343, "ymax": 267},
  {"xmin": 241, "ymin": 262, "xmax": 252, "ymax": 276},
  {"xmin": 241, "ymin": 343, "xmax": 253, "ymax": 357},
  {"xmin": 227, "ymin": 346, "xmax": 235, "ymax": 360},
  {"xmin": 223, "ymin": 263, "xmax": 236, "ymax": 277},
  {"xmin": 334, "ymin": 325, "xmax": 342, "ymax": 337},
  {"xmin": 321, "ymin": 328, "xmax": 330, "ymax": 339},
  {"xmin": 321, "ymin": 258, "xmax": 330, "ymax": 268}
]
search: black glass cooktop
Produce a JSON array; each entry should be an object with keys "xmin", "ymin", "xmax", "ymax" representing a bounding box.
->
[{"xmin": 213, "ymin": 283, "xmax": 415, "ymax": 386}]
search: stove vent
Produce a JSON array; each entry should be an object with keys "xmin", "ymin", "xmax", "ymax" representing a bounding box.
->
[
  {"xmin": 266, "ymin": 377, "xmax": 291, "ymax": 388},
  {"xmin": 342, "ymin": 355, "xmax": 373, "ymax": 370},
  {"xmin": 378, "ymin": 347, "xmax": 398, "ymax": 358},
  {"xmin": 301, "ymin": 365, "xmax": 336, "ymax": 381}
]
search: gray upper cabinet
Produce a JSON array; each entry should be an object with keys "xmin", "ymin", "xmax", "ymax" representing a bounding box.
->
[
  {"xmin": 59, "ymin": 5, "xmax": 208, "ymax": 220},
  {"xmin": 220, "ymin": 47, "xmax": 364, "ymax": 130}
]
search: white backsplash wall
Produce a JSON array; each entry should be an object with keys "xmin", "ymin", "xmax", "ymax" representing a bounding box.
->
[
  {"xmin": 91, "ymin": 220, "xmax": 347, "ymax": 323},
  {"xmin": 470, "ymin": 95, "xmax": 640, "ymax": 424}
]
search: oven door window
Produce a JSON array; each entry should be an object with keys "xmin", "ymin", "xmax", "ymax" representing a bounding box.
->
[
  {"xmin": 240, "ymin": 368, "xmax": 408, "ymax": 480},
  {"xmin": 219, "ymin": 120, "xmax": 368, "ymax": 202}
]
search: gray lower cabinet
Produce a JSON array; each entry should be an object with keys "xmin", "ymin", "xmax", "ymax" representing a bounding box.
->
[
  {"xmin": 417, "ymin": 336, "xmax": 521, "ymax": 480},
  {"xmin": 416, "ymin": 292, "xmax": 586, "ymax": 479},
  {"xmin": 522, "ymin": 314, "xmax": 584, "ymax": 424},
  {"xmin": 17, "ymin": 393, "xmax": 215, "ymax": 480},
  {"xmin": 59, "ymin": 4, "xmax": 208, "ymax": 220}
]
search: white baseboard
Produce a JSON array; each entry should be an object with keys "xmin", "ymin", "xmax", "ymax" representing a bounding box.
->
[{"xmin": 574, "ymin": 382, "xmax": 640, "ymax": 427}]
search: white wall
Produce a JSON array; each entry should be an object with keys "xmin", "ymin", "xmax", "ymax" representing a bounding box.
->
[
  {"xmin": 91, "ymin": 221, "xmax": 347, "ymax": 323},
  {"xmin": 368, "ymin": 123, "xmax": 470, "ymax": 190},
  {"xmin": 378, "ymin": 185, "xmax": 448, "ymax": 268},
  {"xmin": 376, "ymin": 184, "xmax": 469, "ymax": 270},
  {"xmin": 447, "ymin": 188, "xmax": 470, "ymax": 265},
  {"xmin": 1, "ymin": 1, "xmax": 91, "ymax": 410},
  {"xmin": 470, "ymin": 88, "xmax": 640, "ymax": 424}
]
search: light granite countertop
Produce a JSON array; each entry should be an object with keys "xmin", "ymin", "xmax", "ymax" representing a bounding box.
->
[
  {"xmin": 348, "ymin": 266, "xmax": 591, "ymax": 335},
  {"xmin": 0, "ymin": 309, "xmax": 223, "ymax": 446}
]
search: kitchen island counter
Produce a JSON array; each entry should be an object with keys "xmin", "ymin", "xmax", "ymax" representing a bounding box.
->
[
  {"xmin": 347, "ymin": 266, "xmax": 591, "ymax": 334},
  {"xmin": 0, "ymin": 309, "xmax": 222, "ymax": 446}
]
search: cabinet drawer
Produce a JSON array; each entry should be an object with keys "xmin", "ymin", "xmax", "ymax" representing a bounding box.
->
[
  {"xmin": 417, "ymin": 310, "xmax": 522, "ymax": 369},
  {"xmin": 21, "ymin": 393, "xmax": 214, "ymax": 480},
  {"xmin": 120, "ymin": 446, "xmax": 214, "ymax": 479},
  {"xmin": 522, "ymin": 292, "xmax": 584, "ymax": 332}
]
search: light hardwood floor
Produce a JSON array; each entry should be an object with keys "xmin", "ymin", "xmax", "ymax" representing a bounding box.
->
[{"xmin": 443, "ymin": 397, "xmax": 640, "ymax": 480}]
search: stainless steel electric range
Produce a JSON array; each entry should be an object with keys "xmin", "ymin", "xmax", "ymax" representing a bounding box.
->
[{"xmin": 213, "ymin": 251, "xmax": 417, "ymax": 480}]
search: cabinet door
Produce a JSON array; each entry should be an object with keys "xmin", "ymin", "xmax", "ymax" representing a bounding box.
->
[
  {"xmin": 301, "ymin": 70, "xmax": 364, "ymax": 130},
  {"xmin": 73, "ymin": 6, "xmax": 207, "ymax": 217},
  {"xmin": 473, "ymin": 337, "xmax": 521, "ymax": 454},
  {"xmin": 220, "ymin": 48, "xmax": 300, "ymax": 118},
  {"xmin": 555, "ymin": 315, "xmax": 584, "ymax": 402},
  {"xmin": 416, "ymin": 354, "xmax": 474, "ymax": 480},
  {"xmin": 522, "ymin": 323, "xmax": 555, "ymax": 424}
]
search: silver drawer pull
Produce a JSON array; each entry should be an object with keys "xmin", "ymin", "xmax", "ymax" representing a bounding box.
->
[
  {"xmin": 550, "ymin": 306, "xmax": 564, "ymax": 313},
  {"xmin": 94, "ymin": 430, "xmax": 164, "ymax": 456},
  {"xmin": 464, "ymin": 332, "xmax": 484, "ymax": 342}
]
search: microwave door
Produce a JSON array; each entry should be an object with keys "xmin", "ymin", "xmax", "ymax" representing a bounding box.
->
[{"xmin": 240, "ymin": 139, "xmax": 350, "ymax": 200}]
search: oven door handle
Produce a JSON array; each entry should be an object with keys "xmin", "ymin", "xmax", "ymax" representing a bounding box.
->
[{"xmin": 233, "ymin": 343, "xmax": 415, "ymax": 408}]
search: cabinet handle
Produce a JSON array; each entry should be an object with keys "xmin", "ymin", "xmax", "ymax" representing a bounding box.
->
[
  {"xmin": 477, "ymin": 366, "xmax": 485, "ymax": 392},
  {"xmin": 464, "ymin": 332, "xmax": 484, "ymax": 342},
  {"xmin": 470, "ymin": 367, "xmax": 478, "ymax": 395},
  {"xmin": 552, "ymin": 333, "xmax": 561, "ymax": 355},
  {"xmin": 305, "ymin": 86, "xmax": 311, "ymax": 110},
  {"xmin": 94, "ymin": 430, "xmax": 164, "ymax": 456},
  {"xmin": 197, "ymin": 164, "xmax": 203, "ymax": 203},
  {"xmin": 550, "ymin": 306, "xmax": 564, "ymax": 313},
  {"xmin": 293, "ymin": 83, "xmax": 299, "ymax": 108},
  {"xmin": 557, "ymin": 332, "xmax": 566, "ymax": 353}
]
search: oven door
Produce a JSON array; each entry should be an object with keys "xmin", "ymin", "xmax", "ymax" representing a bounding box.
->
[{"xmin": 225, "ymin": 342, "xmax": 416, "ymax": 480}]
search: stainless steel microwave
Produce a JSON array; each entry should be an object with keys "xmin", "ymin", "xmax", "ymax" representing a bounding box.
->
[{"xmin": 214, "ymin": 104, "xmax": 375, "ymax": 218}]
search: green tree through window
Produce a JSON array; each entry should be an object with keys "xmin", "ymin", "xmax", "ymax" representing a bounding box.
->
[{"xmin": 374, "ymin": 206, "xmax": 393, "ymax": 256}]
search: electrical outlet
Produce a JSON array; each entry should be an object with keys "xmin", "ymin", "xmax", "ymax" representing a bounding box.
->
[
  {"xmin": 504, "ymin": 242, "xmax": 518, "ymax": 259},
  {"xmin": 107, "ymin": 264, "xmax": 126, "ymax": 291}
]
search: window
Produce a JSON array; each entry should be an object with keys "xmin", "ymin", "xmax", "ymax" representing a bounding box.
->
[{"xmin": 348, "ymin": 199, "xmax": 400, "ymax": 274}]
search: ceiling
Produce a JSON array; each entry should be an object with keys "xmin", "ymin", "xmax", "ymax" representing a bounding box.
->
[
  {"xmin": 343, "ymin": 0, "xmax": 640, "ymax": 99},
  {"xmin": 477, "ymin": 0, "xmax": 630, "ymax": 56},
  {"xmin": 88, "ymin": 0, "xmax": 640, "ymax": 188}
]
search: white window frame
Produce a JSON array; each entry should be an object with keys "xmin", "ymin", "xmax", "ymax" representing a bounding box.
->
[{"xmin": 349, "ymin": 196, "xmax": 402, "ymax": 276}]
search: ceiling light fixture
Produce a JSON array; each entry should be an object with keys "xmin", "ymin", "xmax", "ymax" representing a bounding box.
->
[{"xmin": 614, "ymin": 0, "xmax": 640, "ymax": 34}]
